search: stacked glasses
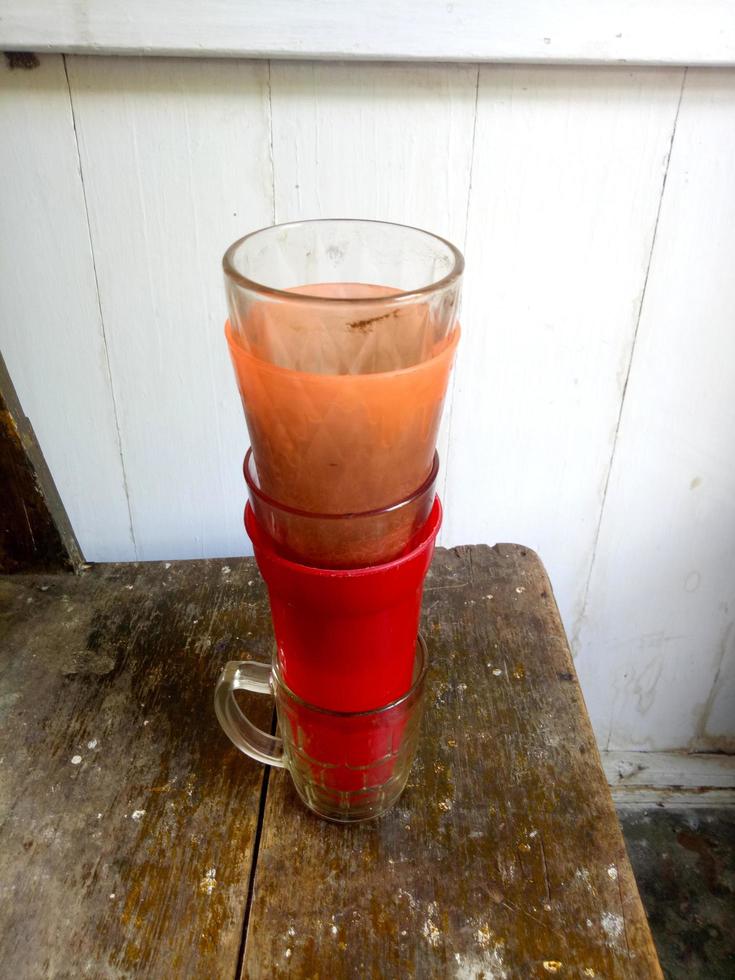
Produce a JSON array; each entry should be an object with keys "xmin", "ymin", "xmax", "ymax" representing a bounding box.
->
[{"xmin": 214, "ymin": 220, "xmax": 463, "ymax": 822}]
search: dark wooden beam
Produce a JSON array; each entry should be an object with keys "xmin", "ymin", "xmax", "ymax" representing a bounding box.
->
[{"xmin": 0, "ymin": 352, "xmax": 83, "ymax": 572}]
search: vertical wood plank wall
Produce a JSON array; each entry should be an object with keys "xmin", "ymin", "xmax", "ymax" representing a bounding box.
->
[
  {"xmin": 574, "ymin": 70, "xmax": 735, "ymax": 753},
  {"xmin": 65, "ymin": 57, "xmax": 273, "ymax": 560},
  {"xmin": 0, "ymin": 56, "xmax": 134, "ymax": 559},
  {"xmin": 1, "ymin": 55, "xmax": 733, "ymax": 752}
]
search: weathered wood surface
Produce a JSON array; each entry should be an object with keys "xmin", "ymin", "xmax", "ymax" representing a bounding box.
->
[
  {"xmin": 243, "ymin": 545, "xmax": 662, "ymax": 978},
  {"xmin": 0, "ymin": 559, "xmax": 272, "ymax": 978},
  {"xmin": 0, "ymin": 352, "xmax": 81, "ymax": 573},
  {"xmin": 0, "ymin": 547, "xmax": 660, "ymax": 978}
]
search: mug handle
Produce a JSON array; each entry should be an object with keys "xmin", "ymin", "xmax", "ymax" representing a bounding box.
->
[{"xmin": 214, "ymin": 660, "xmax": 286, "ymax": 768}]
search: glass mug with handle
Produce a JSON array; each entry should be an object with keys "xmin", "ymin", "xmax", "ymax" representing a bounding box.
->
[{"xmin": 214, "ymin": 637, "xmax": 428, "ymax": 823}]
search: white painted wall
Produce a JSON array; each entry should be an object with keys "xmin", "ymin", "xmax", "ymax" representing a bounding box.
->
[
  {"xmin": 1, "ymin": 55, "xmax": 733, "ymax": 752},
  {"xmin": 574, "ymin": 70, "xmax": 735, "ymax": 754}
]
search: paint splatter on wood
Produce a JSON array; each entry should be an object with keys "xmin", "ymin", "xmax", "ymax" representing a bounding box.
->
[
  {"xmin": 0, "ymin": 548, "xmax": 661, "ymax": 977},
  {"xmin": 242, "ymin": 545, "xmax": 662, "ymax": 978}
]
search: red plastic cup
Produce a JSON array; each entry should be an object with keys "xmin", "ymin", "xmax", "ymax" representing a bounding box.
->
[{"xmin": 245, "ymin": 496, "xmax": 442, "ymax": 712}]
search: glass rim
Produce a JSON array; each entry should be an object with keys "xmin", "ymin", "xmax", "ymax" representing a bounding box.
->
[
  {"xmin": 245, "ymin": 495, "xmax": 442, "ymax": 577},
  {"xmin": 272, "ymin": 634, "xmax": 428, "ymax": 717},
  {"xmin": 222, "ymin": 218, "xmax": 464, "ymax": 305},
  {"xmin": 243, "ymin": 447, "xmax": 439, "ymax": 520}
]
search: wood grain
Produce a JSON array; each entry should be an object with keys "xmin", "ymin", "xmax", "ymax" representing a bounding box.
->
[
  {"xmin": 65, "ymin": 55, "xmax": 273, "ymax": 561},
  {"xmin": 575, "ymin": 69, "xmax": 735, "ymax": 752},
  {"xmin": 0, "ymin": 352, "xmax": 80, "ymax": 572},
  {"xmin": 242, "ymin": 545, "xmax": 661, "ymax": 978},
  {"xmin": 443, "ymin": 65, "xmax": 683, "ymax": 636},
  {"xmin": 2, "ymin": 0, "xmax": 735, "ymax": 66},
  {"xmin": 0, "ymin": 559, "xmax": 272, "ymax": 978},
  {"xmin": 0, "ymin": 53, "xmax": 134, "ymax": 562}
]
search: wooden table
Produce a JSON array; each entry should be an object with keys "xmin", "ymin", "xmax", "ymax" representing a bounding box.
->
[{"xmin": 0, "ymin": 546, "xmax": 661, "ymax": 979}]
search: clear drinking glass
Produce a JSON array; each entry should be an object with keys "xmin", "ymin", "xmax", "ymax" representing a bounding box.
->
[
  {"xmin": 214, "ymin": 637, "xmax": 428, "ymax": 823},
  {"xmin": 244, "ymin": 447, "xmax": 439, "ymax": 568},
  {"xmin": 223, "ymin": 219, "xmax": 463, "ymax": 514}
]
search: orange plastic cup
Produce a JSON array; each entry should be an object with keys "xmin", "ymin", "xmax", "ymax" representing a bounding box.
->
[
  {"xmin": 223, "ymin": 220, "xmax": 463, "ymax": 514},
  {"xmin": 228, "ymin": 322, "xmax": 458, "ymax": 513}
]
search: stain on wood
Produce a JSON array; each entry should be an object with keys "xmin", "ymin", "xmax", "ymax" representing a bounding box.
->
[
  {"xmin": 0, "ymin": 559, "xmax": 272, "ymax": 978},
  {"xmin": 3, "ymin": 51, "xmax": 40, "ymax": 70},
  {"xmin": 0, "ymin": 547, "xmax": 661, "ymax": 978},
  {"xmin": 242, "ymin": 545, "xmax": 662, "ymax": 978},
  {"xmin": 0, "ymin": 353, "xmax": 82, "ymax": 572}
]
